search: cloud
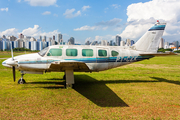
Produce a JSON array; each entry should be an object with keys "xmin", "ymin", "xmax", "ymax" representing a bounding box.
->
[
  {"xmin": 74, "ymin": 25, "xmax": 99, "ymax": 31},
  {"xmin": 82, "ymin": 5, "xmax": 91, "ymax": 11},
  {"xmin": 120, "ymin": 0, "xmax": 180, "ymax": 41},
  {"xmin": 42, "ymin": 11, "xmax": 51, "ymax": 15},
  {"xmin": 74, "ymin": 18, "xmax": 122, "ymax": 31},
  {"xmin": 104, "ymin": 7, "xmax": 109, "ymax": 13},
  {"xmin": 24, "ymin": 0, "xmax": 57, "ymax": 6},
  {"xmin": 63, "ymin": 9, "xmax": 81, "ymax": 18},
  {"xmin": 53, "ymin": 13, "xmax": 58, "ymax": 17},
  {"xmin": 0, "ymin": 28, "xmax": 18, "ymax": 37},
  {"xmin": 17, "ymin": 0, "xmax": 21, "ymax": 2},
  {"xmin": 21, "ymin": 25, "xmax": 59, "ymax": 38},
  {"xmin": 111, "ymin": 4, "xmax": 121, "ymax": 9},
  {"xmin": 1, "ymin": 8, "xmax": 8, "ymax": 12},
  {"xmin": 0, "ymin": 25, "xmax": 59, "ymax": 39},
  {"xmin": 22, "ymin": 25, "xmax": 40, "ymax": 36},
  {"xmin": 85, "ymin": 35, "xmax": 115, "ymax": 42},
  {"xmin": 96, "ymin": 18, "xmax": 122, "ymax": 26}
]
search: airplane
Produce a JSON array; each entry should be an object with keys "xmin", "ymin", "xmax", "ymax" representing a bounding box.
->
[{"xmin": 2, "ymin": 21, "xmax": 176, "ymax": 88}]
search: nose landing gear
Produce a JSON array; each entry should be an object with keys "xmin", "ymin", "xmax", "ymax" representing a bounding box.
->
[{"xmin": 18, "ymin": 73, "xmax": 26, "ymax": 84}]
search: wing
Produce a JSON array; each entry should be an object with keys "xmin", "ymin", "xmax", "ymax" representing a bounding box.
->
[
  {"xmin": 49, "ymin": 61, "xmax": 90, "ymax": 72},
  {"xmin": 140, "ymin": 52, "xmax": 177, "ymax": 56}
]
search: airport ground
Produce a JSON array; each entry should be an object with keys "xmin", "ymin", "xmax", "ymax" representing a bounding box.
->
[{"xmin": 0, "ymin": 51, "xmax": 180, "ymax": 119}]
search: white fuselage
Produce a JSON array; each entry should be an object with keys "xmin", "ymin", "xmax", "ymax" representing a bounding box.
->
[{"xmin": 2, "ymin": 45, "xmax": 152, "ymax": 73}]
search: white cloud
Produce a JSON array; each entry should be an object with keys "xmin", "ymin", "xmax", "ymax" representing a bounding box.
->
[
  {"xmin": 86, "ymin": 35, "xmax": 115, "ymax": 42},
  {"xmin": 111, "ymin": 4, "xmax": 121, "ymax": 9},
  {"xmin": 74, "ymin": 18, "xmax": 122, "ymax": 31},
  {"xmin": 63, "ymin": 9, "xmax": 81, "ymax": 18},
  {"xmin": 104, "ymin": 7, "xmax": 109, "ymax": 13},
  {"xmin": 0, "ymin": 25, "xmax": 60, "ymax": 39},
  {"xmin": 1, "ymin": 8, "xmax": 8, "ymax": 12},
  {"xmin": 21, "ymin": 25, "xmax": 59, "ymax": 38},
  {"xmin": 96, "ymin": 18, "xmax": 122, "ymax": 26},
  {"xmin": 53, "ymin": 13, "xmax": 58, "ymax": 17},
  {"xmin": 82, "ymin": 5, "xmax": 91, "ymax": 11},
  {"xmin": 74, "ymin": 25, "xmax": 99, "ymax": 31},
  {"xmin": 22, "ymin": 25, "xmax": 40, "ymax": 36},
  {"xmin": 24, "ymin": 0, "xmax": 57, "ymax": 6},
  {"xmin": 17, "ymin": 0, "xmax": 21, "ymax": 2},
  {"xmin": 120, "ymin": 0, "xmax": 180, "ymax": 41},
  {"xmin": 0, "ymin": 28, "xmax": 18, "ymax": 37},
  {"xmin": 39, "ymin": 30, "xmax": 59, "ymax": 38},
  {"xmin": 42, "ymin": 11, "xmax": 51, "ymax": 15}
]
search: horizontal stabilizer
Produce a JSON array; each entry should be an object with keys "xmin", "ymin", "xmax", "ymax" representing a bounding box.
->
[{"xmin": 140, "ymin": 52, "xmax": 177, "ymax": 56}]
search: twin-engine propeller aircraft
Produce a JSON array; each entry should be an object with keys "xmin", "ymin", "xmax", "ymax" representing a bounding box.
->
[{"xmin": 2, "ymin": 21, "xmax": 176, "ymax": 88}]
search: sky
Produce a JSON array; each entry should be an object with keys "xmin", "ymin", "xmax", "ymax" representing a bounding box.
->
[{"xmin": 0, "ymin": 0, "xmax": 180, "ymax": 44}]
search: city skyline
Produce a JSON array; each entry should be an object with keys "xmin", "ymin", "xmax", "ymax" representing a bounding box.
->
[{"xmin": 1, "ymin": 0, "xmax": 180, "ymax": 43}]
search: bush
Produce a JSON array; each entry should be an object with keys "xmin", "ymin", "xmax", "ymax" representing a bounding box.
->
[{"xmin": 158, "ymin": 48, "xmax": 173, "ymax": 53}]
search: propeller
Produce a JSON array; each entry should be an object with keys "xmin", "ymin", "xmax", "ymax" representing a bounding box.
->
[
  {"xmin": 13, "ymin": 66, "xmax": 15, "ymax": 82},
  {"xmin": 6, "ymin": 42, "xmax": 17, "ymax": 82},
  {"xmin": 11, "ymin": 41, "xmax": 16, "ymax": 82}
]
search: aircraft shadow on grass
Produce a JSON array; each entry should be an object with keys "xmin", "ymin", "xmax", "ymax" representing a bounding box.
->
[
  {"xmin": 151, "ymin": 77, "xmax": 180, "ymax": 86},
  {"xmin": 27, "ymin": 75, "xmax": 170, "ymax": 107}
]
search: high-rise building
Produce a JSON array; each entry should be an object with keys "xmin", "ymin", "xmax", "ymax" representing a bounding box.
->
[
  {"xmin": 68, "ymin": 37, "xmax": 75, "ymax": 45},
  {"xmin": 19, "ymin": 33, "xmax": 24, "ymax": 39},
  {"xmin": 53, "ymin": 35, "xmax": 55, "ymax": 40},
  {"xmin": 43, "ymin": 36, "xmax": 46, "ymax": 42},
  {"xmin": 116, "ymin": 35, "xmax": 121, "ymax": 46},
  {"xmin": 173, "ymin": 41, "xmax": 179, "ymax": 50},
  {"xmin": 2, "ymin": 35, "xmax": 6, "ymax": 39},
  {"xmin": 120, "ymin": 41, "xmax": 125, "ymax": 46},
  {"xmin": 164, "ymin": 42, "xmax": 169, "ymax": 49},
  {"xmin": 126, "ymin": 39, "xmax": 131, "ymax": 46},
  {"xmin": 57, "ymin": 34, "xmax": 62, "ymax": 43},
  {"xmin": 30, "ymin": 37, "xmax": 36, "ymax": 41},
  {"xmin": 110, "ymin": 40, "xmax": 113, "ymax": 46},
  {"xmin": 49, "ymin": 37, "xmax": 52, "ymax": 42},
  {"xmin": 85, "ymin": 40, "xmax": 90, "ymax": 45},
  {"xmin": 131, "ymin": 40, "xmax": 135, "ymax": 46},
  {"xmin": 101, "ymin": 40, "xmax": 107, "ymax": 46},
  {"xmin": 159, "ymin": 38, "xmax": 164, "ymax": 48},
  {"xmin": 9, "ymin": 36, "xmax": 17, "ymax": 41},
  {"xmin": 39, "ymin": 36, "xmax": 42, "ymax": 40}
]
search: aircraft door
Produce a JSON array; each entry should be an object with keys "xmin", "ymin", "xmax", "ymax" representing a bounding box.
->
[{"xmin": 96, "ymin": 48, "xmax": 109, "ymax": 70}]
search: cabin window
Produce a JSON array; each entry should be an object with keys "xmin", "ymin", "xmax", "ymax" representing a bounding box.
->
[
  {"xmin": 47, "ymin": 48, "xmax": 62, "ymax": 56},
  {"xmin": 66, "ymin": 49, "xmax": 78, "ymax": 56},
  {"xmin": 82, "ymin": 49, "xmax": 93, "ymax": 57},
  {"xmin": 98, "ymin": 50, "xmax": 107, "ymax": 57},
  {"xmin": 111, "ymin": 50, "xmax": 119, "ymax": 57}
]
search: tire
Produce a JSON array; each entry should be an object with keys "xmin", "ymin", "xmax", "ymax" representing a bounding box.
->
[{"xmin": 18, "ymin": 79, "xmax": 26, "ymax": 84}]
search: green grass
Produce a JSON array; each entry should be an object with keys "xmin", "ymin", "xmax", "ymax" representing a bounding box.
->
[
  {"xmin": 0, "ymin": 51, "xmax": 36, "ymax": 58},
  {"xmin": 0, "ymin": 54, "xmax": 180, "ymax": 119}
]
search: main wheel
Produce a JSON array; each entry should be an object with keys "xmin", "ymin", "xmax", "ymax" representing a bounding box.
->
[{"xmin": 18, "ymin": 79, "xmax": 26, "ymax": 84}]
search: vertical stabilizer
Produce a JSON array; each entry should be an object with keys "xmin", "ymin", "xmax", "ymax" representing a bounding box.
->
[{"xmin": 134, "ymin": 21, "xmax": 166, "ymax": 53}]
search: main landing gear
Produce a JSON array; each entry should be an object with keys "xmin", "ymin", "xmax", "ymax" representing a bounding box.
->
[
  {"xmin": 63, "ymin": 69, "xmax": 75, "ymax": 88},
  {"xmin": 18, "ymin": 73, "xmax": 26, "ymax": 84}
]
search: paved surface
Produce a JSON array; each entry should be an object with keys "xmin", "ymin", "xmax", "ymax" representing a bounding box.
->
[{"xmin": 0, "ymin": 58, "xmax": 7, "ymax": 59}]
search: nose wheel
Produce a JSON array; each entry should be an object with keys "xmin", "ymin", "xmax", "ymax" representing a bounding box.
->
[{"xmin": 18, "ymin": 73, "xmax": 26, "ymax": 84}]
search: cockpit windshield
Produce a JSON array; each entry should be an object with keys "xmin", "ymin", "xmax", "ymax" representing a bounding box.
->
[{"xmin": 38, "ymin": 47, "xmax": 49, "ymax": 57}]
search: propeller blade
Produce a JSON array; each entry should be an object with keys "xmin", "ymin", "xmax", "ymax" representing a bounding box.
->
[
  {"xmin": 13, "ymin": 66, "xmax": 15, "ymax": 82},
  {"xmin": 11, "ymin": 41, "xmax": 14, "ymax": 60}
]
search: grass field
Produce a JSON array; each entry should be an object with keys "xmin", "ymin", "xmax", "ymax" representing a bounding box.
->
[
  {"xmin": 0, "ymin": 51, "xmax": 36, "ymax": 58},
  {"xmin": 0, "ymin": 52, "xmax": 180, "ymax": 119}
]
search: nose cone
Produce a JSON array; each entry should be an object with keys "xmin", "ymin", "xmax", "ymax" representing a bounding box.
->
[{"xmin": 2, "ymin": 59, "xmax": 13, "ymax": 68}]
